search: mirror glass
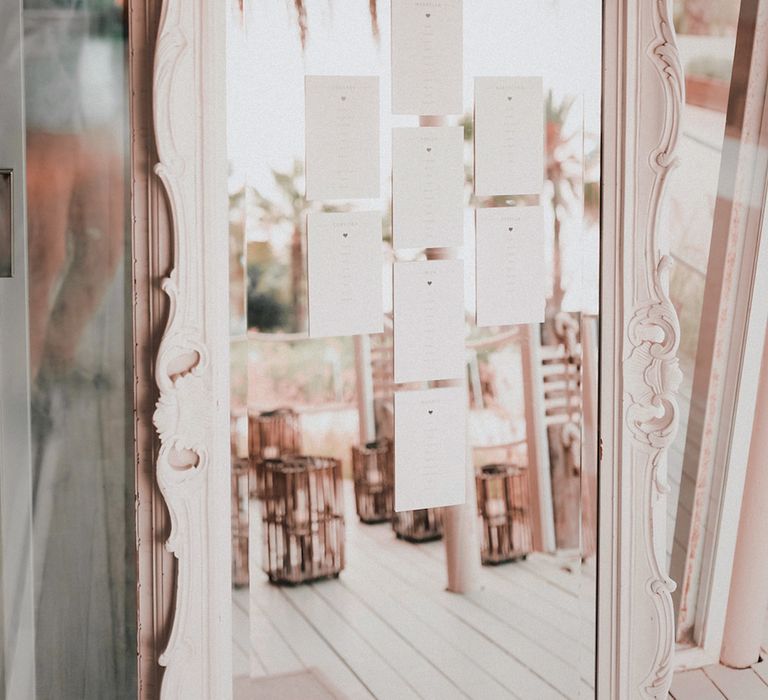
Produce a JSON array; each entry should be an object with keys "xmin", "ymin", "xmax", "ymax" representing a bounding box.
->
[
  {"xmin": 665, "ymin": 0, "xmax": 743, "ymax": 646},
  {"xmin": 20, "ymin": 1, "xmax": 135, "ymax": 697},
  {"xmin": 227, "ymin": 3, "xmax": 600, "ymax": 697}
]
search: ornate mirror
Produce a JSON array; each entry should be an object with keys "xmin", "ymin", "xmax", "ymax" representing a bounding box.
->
[{"xmin": 145, "ymin": 1, "xmax": 687, "ymax": 698}]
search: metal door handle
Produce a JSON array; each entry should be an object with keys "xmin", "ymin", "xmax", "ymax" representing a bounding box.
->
[{"xmin": 0, "ymin": 168, "xmax": 13, "ymax": 277}]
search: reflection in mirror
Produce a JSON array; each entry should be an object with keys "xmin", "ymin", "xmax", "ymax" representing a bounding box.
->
[
  {"xmin": 20, "ymin": 1, "xmax": 136, "ymax": 697},
  {"xmin": 665, "ymin": 5, "xmax": 768, "ymax": 691},
  {"xmin": 665, "ymin": 0, "xmax": 742, "ymax": 646},
  {"xmin": 227, "ymin": 2, "xmax": 600, "ymax": 697}
]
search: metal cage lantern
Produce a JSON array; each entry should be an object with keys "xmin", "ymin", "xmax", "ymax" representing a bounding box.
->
[
  {"xmin": 476, "ymin": 463, "xmax": 533, "ymax": 564},
  {"xmin": 392, "ymin": 508, "xmax": 443, "ymax": 542},
  {"xmin": 230, "ymin": 456, "xmax": 250, "ymax": 588},
  {"xmin": 261, "ymin": 455, "xmax": 345, "ymax": 584},
  {"xmin": 230, "ymin": 410, "xmax": 250, "ymax": 588},
  {"xmin": 248, "ymin": 407, "xmax": 301, "ymax": 498},
  {"xmin": 351, "ymin": 439, "xmax": 394, "ymax": 523}
]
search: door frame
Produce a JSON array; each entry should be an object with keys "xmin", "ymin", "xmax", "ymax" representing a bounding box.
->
[{"xmin": 0, "ymin": 2, "xmax": 36, "ymax": 698}]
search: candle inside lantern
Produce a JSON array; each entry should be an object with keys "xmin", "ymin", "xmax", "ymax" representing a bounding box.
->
[
  {"xmin": 294, "ymin": 486, "xmax": 309, "ymax": 526},
  {"xmin": 367, "ymin": 461, "xmax": 382, "ymax": 486},
  {"xmin": 486, "ymin": 497, "xmax": 506, "ymax": 519}
]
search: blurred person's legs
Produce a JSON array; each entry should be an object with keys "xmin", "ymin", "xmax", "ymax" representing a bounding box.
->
[
  {"xmin": 25, "ymin": 130, "xmax": 78, "ymax": 379},
  {"xmin": 42, "ymin": 129, "xmax": 124, "ymax": 376}
]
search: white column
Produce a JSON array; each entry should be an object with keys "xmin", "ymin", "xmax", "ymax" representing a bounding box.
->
[
  {"xmin": 353, "ymin": 335, "xmax": 377, "ymax": 443},
  {"xmin": 720, "ymin": 326, "xmax": 768, "ymax": 668},
  {"xmin": 419, "ymin": 114, "xmax": 482, "ymax": 593}
]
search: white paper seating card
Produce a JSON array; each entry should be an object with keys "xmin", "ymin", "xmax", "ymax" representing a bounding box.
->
[
  {"xmin": 392, "ymin": 127, "xmax": 464, "ymax": 249},
  {"xmin": 307, "ymin": 211, "xmax": 384, "ymax": 338},
  {"xmin": 475, "ymin": 205, "xmax": 546, "ymax": 327},
  {"xmin": 393, "ymin": 259, "xmax": 465, "ymax": 383},
  {"xmin": 391, "ymin": 0, "xmax": 463, "ymax": 115},
  {"xmin": 394, "ymin": 386, "xmax": 466, "ymax": 511},
  {"xmin": 474, "ymin": 76, "xmax": 544, "ymax": 196},
  {"xmin": 305, "ymin": 76, "xmax": 380, "ymax": 200}
]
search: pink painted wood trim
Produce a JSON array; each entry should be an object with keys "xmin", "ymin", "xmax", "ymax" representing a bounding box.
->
[
  {"xmin": 671, "ymin": 0, "xmax": 768, "ymax": 657},
  {"xmin": 600, "ymin": 1, "xmax": 684, "ymax": 696},
  {"xmin": 520, "ymin": 323, "xmax": 556, "ymax": 553},
  {"xmin": 129, "ymin": 2, "xmax": 177, "ymax": 697},
  {"xmin": 721, "ymin": 328, "xmax": 768, "ymax": 667},
  {"xmin": 141, "ymin": 0, "xmax": 232, "ymax": 697}
]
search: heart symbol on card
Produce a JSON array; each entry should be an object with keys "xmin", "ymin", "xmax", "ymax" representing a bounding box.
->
[
  {"xmin": 428, "ymin": 409, "xmax": 434, "ymax": 415},
  {"xmin": 427, "ymin": 280, "xmax": 433, "ymax": 286},
  {"xmin": 342, "ymin": 233, "xmax": 348, "ymax": 238},
  {"xmin": 426, "ymin": 12, "xmax": 431, "ymax": 17},
  {"xmin": 341, "ymin": 96, "xmax": 347, "ymax": 101},
  {"xmin": 507, "ymin": 96, "xmax": 513, "ymax": 101},
  {"xmin": 426, "ymin": 147, "xmax": 432, "ymax": 152},
  {"xmin": 508, "ymin": 226, "xmax": 514, "ymax": 231}
]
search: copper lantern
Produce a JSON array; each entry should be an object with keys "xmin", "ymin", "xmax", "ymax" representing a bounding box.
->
[
  {"xmin": 351, "ymin": 439, "xmax": 394, "ymax": 524},
  {"xmin": 230, "ymin": 411, "xmax": 250, "ymax": 588},
  {"xmin": 230, "ymin": 456, "xmax": 250, "ymax": 588},
  {"xmin": 392, "ymin": 508, "xmax": 443, "ymax": 542},
  {"xmin": 261, "ymin": 455, "xmax": 345, "ymax": 584},
  {"xmin": 476, "ymin": 463, "xmax": 533, "ymax": 564},
  {"xmin": 248, "ymin": 407, "xmax": 301, "ymax": 498}
]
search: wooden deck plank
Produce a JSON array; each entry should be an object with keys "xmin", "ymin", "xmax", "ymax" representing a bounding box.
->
[
  {"xmin": 353, "ymin": 519, "xmax": 584, "ymax": 647},
  {"xmin": 703, "ymin": 663, "xmax": 768, "ymax": 699},
  {"xmin": 670, "ymin": 669, "xmax": 727, "ymax": 699},
  {"xmin": 232, "ymin": 638, "xmax": 250, "ymax": 679},
  {"xmin": 279, "ymin": 585, "xmax": 421, "ymax": 700},
  {"xmin": 232, "ymin": 591, "xmax": 266, "ymax": 677},
  {"xmin": 416, "ymin": 536, "xmax": 589, "ymax": 635},
  {"xmin": 365, "ymin": 523, "xmax": 583, "ymax": 638},
  {"xmin": 347, "ymin": 539, "xmax": 565, "ymax": 699},
  {"xmin": 236, "ymin": 589, "xmax": 304, "ymax": 677},
  {"xmin": 762, "ymin": 607, "xmax": 768, "ymax": 659},
  {"xmin": 246, "ymin": 488, "xmax": 587, "ymax": 698},
  {"xmin": 752, "ymin": 660, "xmax": 768, "ymax": 688},
  {"xmin": 351, "ymin": 525, "xmax": 580, "ymax": 688},
  {"xmin": 352, "ymin": 548, "xmax": 574, "ymax": 697},
  {"xmin": 309, "ymin": 578, "xmax": 464, "ymax": 699},
  {"xmin": 335, "ymin": 564, "xmax": 513, "ymax": 698},
  {"xmin": 250, "ymin": 583, "xmax": 374, "ymax": 699},
  {"xmin": 519, "ymin": 553, "xmax": 581, "ymax": 596}
]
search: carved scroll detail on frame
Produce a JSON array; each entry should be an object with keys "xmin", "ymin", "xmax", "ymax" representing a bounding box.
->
[
  {"xmin": 623, "ymin": 0, "xmax": 685, "ymax": 696},
  {"xmin": 151, "ymin": 1, "xmax": 219, "ymax": 698}
]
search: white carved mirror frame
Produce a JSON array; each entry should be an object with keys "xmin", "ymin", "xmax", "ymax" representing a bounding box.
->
[
  {"xmin": 142, "ymin": 0, "xmax": 684, "ymax": 698},
  {"xmin": 599, "ymin": 0, "xmax": 684, "ymax": 698}
]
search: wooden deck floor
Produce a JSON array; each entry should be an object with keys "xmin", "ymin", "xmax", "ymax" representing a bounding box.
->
[
  {"xmin": 668, "ymin": 608, "xmax": 768, "ymax": 700},
  {"xmin": 670, "ymin": 662, "xmax": 768, "ymax": 699},
  {"xmin": 233, "ymin": 482, "xmax": 595, "ymax": 699}
]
